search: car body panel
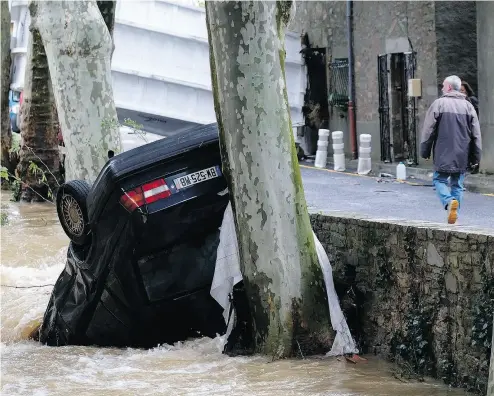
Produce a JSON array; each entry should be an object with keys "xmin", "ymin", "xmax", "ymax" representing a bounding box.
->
[{"xmin": 40, "ymin": 123, "xmax": 229, "ymax": 348}]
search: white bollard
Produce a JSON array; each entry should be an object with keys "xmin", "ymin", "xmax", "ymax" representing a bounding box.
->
[
  {"xmin": 331, "ymin": 131, "xmax": 346, "ymax": 171},
  {"xmin": 357, "ymin": 134, "xmax": 372, "ymax": 175},
  {"xmin": 315, "ymin": 129, "xmax": 330, "ymax": 168}
]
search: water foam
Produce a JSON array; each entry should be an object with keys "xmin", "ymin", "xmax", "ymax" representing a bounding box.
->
[{"xmin": 1, "ymin": 248, "xmax": 67, "ymax": 343}]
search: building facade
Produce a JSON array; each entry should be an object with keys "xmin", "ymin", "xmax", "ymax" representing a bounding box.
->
[{"xmin": 290, "ymin": 1, "xmax": 492, "ymax": 172}]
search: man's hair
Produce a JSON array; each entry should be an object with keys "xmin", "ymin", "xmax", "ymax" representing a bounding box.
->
[{"xmin": 444, "ymin": 75, "xmax": 462, "ymax": 91}]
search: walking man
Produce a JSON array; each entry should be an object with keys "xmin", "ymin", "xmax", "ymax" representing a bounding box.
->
[{"xmin": 420, "ymin": 75, "xmax": 482, "ymax": 224}]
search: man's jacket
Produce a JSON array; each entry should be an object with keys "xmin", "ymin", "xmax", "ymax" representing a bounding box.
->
[{"xmin": 420, "ymin": 91, "xmax": 482, "ymax": 173}]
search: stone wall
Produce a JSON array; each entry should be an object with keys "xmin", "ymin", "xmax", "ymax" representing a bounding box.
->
[
  {"xmin": 310, "ymin": 212, "xmax": 494, "ymax": 394},
  {"xmin": 477, "ymin": 1, "xmax": 494, "ymax": 174},
  {"xmin": 435, "ymin": 1, "xmax": 478, "ymax": 95}
]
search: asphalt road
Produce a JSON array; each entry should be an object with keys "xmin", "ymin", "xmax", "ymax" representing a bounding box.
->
[{"xmin": 301, "ymin": 165, "xmax": 494, "ymax": 230}]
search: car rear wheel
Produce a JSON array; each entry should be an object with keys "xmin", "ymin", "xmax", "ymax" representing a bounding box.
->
[{"xmin": 56, "ymin": 180, "xmax": 91, "ymax": 246}]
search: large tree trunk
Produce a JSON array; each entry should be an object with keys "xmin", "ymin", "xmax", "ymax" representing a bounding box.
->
[
  {"xmin": 1, "ymin": 1, "xmax": 12, "ymax": 173},
  {"xmin": 96, "ymin": 1, "xmax": 116, "ymax": 56},
  {"xmin": 206, "ymin": 1, "xmax": 331, "ymax": 358},
  {"xmin": 32, "ymin": 0, "xmax": 122, "ymax": 183},
  {"xmin": 17, "ymin": 25, "xmax": 61, "ymax": 202},
  {"xmin": 489, "ymin": 314, "xmax": 494, "ymax": 396}
]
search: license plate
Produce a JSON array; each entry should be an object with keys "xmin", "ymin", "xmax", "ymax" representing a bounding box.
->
[{"xmin": 173, "ymin": 166, "xmax": 221, "ymax": 190}]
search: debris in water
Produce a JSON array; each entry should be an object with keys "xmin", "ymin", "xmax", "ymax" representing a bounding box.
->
[{"xmin": 345, "ymin": 354, "xmax": 368, "ymax": 364}]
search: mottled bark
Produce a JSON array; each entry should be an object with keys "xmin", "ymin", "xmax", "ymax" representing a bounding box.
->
[
  {"xmin": 206, "ymin": 1, "xmax": 331, "ymax": 358},
  {"xmin": 489, "ymin": 314, "xmax": 494, "ymax": 396},
  {"xmin": 32, "ymin": 0, "xmax": 122, "ymax": 183},
  {"xmin": 17, "ymin": 26, "xmax": 60, "ymax": 202},
  {"xmin": 96, "ymin": 1, "xmax": 116, "ymax": 56},
  {"xmin": 1, "ymin": 2, "xmax": 12, "ymax": 172}
]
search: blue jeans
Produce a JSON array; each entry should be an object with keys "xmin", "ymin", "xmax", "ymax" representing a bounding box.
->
[{"xmin": 433, "ymin": 172, "xmax": 465, "ymax": 210}]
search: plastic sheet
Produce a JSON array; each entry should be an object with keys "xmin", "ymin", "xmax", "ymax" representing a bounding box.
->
[{"xmin": 211, "ymin": 202, "xmax": 358, "ymax": 356}]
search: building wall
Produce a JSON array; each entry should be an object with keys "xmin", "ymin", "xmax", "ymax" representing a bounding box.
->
[
  {"xmin": 352, "ymin": 1, "xmax": 438, "ymax": 163},
  {"xmin": 435, "ymin": 1, "xmax": 478, "ymax": 95},
  {"xmin": 311, "ymin": 212, "xmax": 494, "ymax": 394},
  {"xmin": 291, "ymin": 1, "xmax": 439, "ymax": 163},
  {"xmin": 477, "ymin": 1, "xmax": 494, "ymax": 174},
  {"xmin": 289, "ymin": 1, "xmax": 350, "ymax": 155},
  {"xmin": 277, "ymin": 2, "xmax": 482, "ymax": 168}
]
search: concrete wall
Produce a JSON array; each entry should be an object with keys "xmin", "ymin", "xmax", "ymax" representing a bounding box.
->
[
  {"xmin": 434, "ymin": 2, "xmax": 478, "ymax": 96},
  {"xmin": 352, "ymin": 1, "xmax": 438, "ymax": 163},
  {"xmin": 289, "ymin": 1, "xmax": 350, "ymax": 156},
  {"xmin": 477, "ymin": 2, "xmax": 494, "ymax": 174},
  {"xmin": 290, "ymin": 1, "xmax": 439, "ymax": 164},
  {"xmin": 113, "ymin": 0, "xmax": 307, "ymax": 128},
  {"xmin": 310, "ymin": 213, "xmax": 494, "ymax": 394},
  {"xmin": 8, "ymin": 1, "xmax": 29, "ymax": 90}
]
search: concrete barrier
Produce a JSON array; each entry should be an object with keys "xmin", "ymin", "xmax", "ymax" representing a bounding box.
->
[
  {"xmin": 315, "ymin": 129, "xmax": 330, "ymax": 168},
  {"xmin": 357, "ymin": 134, "xmax": 371, "ymax": 175},
  {"xmin": 331, "ymin": 131, "xmax": 345, "ymax": 171}
]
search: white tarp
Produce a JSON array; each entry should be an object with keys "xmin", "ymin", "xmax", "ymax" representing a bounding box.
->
[{"xmin": 210, "ymin": 202, "xmax": 358, "ymax": 356}]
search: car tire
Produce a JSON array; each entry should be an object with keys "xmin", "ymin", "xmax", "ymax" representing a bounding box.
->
[{"xmin": 56, "ymin": 180, "xmax": 91, "ymax": 246}]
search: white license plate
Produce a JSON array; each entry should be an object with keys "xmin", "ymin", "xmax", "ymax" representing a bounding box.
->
[{"xmin": 173, "ymin": 166, "xmax": 221, "ymax": 190}]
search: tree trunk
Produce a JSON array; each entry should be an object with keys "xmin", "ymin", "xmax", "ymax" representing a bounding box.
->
[
  {"xmin": 206, "ymin": 1, "xmax": 332, "ymax": 358},
  {"xmin": 96, "ymin": 1, "xmax": 116, "ymax": 56},
  {"xmin": 17, "ymin": 25, "xmax": 60, "ymax": 202},
  {"xmin": 32, "ymin": 0, "xmax": 122, "ymax": 183},
  {"xmin": 1, "ymin": 1, "xmax": 12, "ymax": 173},
  {"xmin": 488, "ymin": 314, "xmax": 494, "ymax": 396}
]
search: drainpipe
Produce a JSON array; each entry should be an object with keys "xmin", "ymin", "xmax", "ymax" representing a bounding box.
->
[{"xmin": 347, "ymin": 0, "xmax": 358, "ymax": 159}]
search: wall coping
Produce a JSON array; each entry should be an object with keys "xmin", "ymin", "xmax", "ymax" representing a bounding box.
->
[{"xmin": 309, "ymin": 210, "xmax": 494, "ymax": 237}]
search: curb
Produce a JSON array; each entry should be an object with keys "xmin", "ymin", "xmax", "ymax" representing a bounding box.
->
[{"xmin": 299, "ymin": 159, "xmax": 494, "ymax": 197}]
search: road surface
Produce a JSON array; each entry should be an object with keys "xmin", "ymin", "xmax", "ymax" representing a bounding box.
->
[{"xmin": 301, "ymin": 165, "xmax": 494, "ymax": 230}]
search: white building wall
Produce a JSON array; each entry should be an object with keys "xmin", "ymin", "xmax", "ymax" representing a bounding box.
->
[{"xmin": 8, "ymin": 0, "xmax": 307, "ymax": 132}]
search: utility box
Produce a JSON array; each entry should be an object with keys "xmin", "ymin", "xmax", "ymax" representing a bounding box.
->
[{"xmin": 408, "ymin": 78, "xmax": 422, "ymax": 97}]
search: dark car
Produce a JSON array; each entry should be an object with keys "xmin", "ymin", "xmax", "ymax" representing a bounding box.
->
[{"xmin": 40, "ymin": 123, "xmax": 233, "ymax": 348}]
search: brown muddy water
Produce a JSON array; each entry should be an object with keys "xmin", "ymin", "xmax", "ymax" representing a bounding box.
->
[{"xmin": 0, "ymin": 197, "xmax": 468, "ymax": 395}]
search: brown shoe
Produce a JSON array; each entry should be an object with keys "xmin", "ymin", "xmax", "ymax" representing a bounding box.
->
[{"xmin": 447, "ymin": 199, "xmax": 459, "ymax": 224}]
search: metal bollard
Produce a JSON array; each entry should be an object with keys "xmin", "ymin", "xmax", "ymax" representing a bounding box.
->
[
  {"xmin": 357, "ymin": 134, "xmax": 372, "ymax": 175},
  {"xmin": 331, "ymin": 131, "xmax": 345, "ymax": 171},
  {"xmin": 315, "ymin": 129, "xmax": 330, "ymax": 168}
]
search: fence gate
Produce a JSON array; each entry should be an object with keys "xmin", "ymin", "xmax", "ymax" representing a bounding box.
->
[
  {"xmin": 377, "ymin": 54, "xmax": 391, "ymax": 163},
  {"xmin": 403, "ymin": 51, "xmax": 418, "ymax": 165}
]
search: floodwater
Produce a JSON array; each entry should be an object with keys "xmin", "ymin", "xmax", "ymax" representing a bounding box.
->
[{"xmin": 1, "ymin": 196, "xmax": 468, "ymax": 395}]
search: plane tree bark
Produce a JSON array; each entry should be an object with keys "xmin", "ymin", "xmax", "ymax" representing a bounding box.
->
[
  {"xmin": 206, "ymin": 0, "xmax": 332, "ymax": 359},
  {"xmin": 32, "ymin": 0, "xmax": 121, "ymax": 183},
  {"xmin": 17, "ymin": 22, "xmax": 60, "ymax": 202}
]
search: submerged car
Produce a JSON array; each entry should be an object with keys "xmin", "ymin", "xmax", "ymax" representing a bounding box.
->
[{"xmin": 40, "ymin": 123, "xmax": 235, "ymax": 348}]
